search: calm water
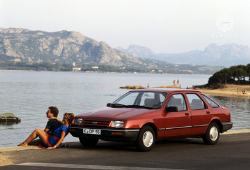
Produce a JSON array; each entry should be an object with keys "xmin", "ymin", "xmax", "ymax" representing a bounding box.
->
[{"xmin": 0, "ymin": 71, "xmax": 249, "ymax": 147}]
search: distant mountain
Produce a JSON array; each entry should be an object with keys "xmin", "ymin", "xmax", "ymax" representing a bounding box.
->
[
  {"xmin": 116, "ymin": 44, "xmax": 250, "ymax": 67},
  {"xmin": 0, "ymin": 28, "xmax": 224, "ymax": 74},
  {"xmin": 116, "ymin": 45, "xmax": 156, "ymax": 58},
  {"xmin": 0, "ymin": 28, "xmax": 168, "ymax": 68}
]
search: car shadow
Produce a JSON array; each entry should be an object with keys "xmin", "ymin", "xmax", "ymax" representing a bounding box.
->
[{"xmin": 156, "ymin": 137, "xmax": 204, "ymax": 145}]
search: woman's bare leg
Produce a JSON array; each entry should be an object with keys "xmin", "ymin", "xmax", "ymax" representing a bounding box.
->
[{"xmin": 18, "ymin": 129, "xmax": 48, "ymax": 146}]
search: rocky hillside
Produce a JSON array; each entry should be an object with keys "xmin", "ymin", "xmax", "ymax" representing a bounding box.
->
[
  {"xmin": 116, "ymin": 45, "xmax": 156, "ymax": 58},
  {"xmin": 0, "ymin": 28, "xmax": 167, "ymax": 67},
  {"xmin": 116, "ymin": 43, "xmax": 250, "ymax": 67}
]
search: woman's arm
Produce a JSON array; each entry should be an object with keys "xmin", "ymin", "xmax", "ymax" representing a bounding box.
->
[
  {"xmin": 50, "ymin": 117, "xmax": 63, "ymax": 125},
  {"xmin": 47, "ymin": 130, "xmax": 66, "ymax": 149}
]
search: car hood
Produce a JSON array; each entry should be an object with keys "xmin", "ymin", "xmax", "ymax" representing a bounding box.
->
[{"xmin": 75, "ymin": 107, "xmax": 155, "ymax": 120}]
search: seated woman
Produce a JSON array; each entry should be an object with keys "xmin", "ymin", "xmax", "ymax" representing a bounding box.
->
[{"xmin": 18, "ymin": 113, "xmax": 75, "ymax": 149}]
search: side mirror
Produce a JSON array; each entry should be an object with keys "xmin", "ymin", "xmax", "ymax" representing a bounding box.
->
[
  {"xmin": 107, "ymin": 103, "xmax": 112, "ymax": 107},
  {"xmin": 165, "ymin": 106, "xmax": 178, "ymax": 113}
]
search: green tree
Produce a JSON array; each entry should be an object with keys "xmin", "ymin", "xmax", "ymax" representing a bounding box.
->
[
  {"xmin": 220, "ymin": 68, "xmax": 230, "ymax": 84},
  {"xmin": 247, "ymin": 64, "xmax": 250, "ymax": 84}
]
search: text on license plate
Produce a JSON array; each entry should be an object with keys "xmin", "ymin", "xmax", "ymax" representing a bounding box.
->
[{"xmin": 82, "ymin": 128, "xmax": 101, "ymax": 135}]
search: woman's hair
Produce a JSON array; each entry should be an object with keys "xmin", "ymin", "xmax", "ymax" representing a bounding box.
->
[{"xmin": 63, "ymin": 112, "xmax": 75, "ymax": 124}]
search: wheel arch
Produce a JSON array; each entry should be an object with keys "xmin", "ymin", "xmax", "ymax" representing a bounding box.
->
[
  {"xmin": 211, "ymin": 119, "xmax": 223, "ymax": 133},
  {"xmin": 141, "ymin": 123, "xmax": 158, "ymax": 138}
]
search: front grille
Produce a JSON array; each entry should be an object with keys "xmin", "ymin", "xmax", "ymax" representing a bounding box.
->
[{"xmin": 83, "ymin": 120, "xmax": 111, "ymax": 127}]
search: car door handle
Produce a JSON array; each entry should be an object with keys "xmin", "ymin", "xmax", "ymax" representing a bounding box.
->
[
  {"xmin": 185, "ymin": 113, "xmax": 189, "ymax": 116},
  {"xmin": 206, "ymin": 111, "xmax": 210, "ymax": 114}
]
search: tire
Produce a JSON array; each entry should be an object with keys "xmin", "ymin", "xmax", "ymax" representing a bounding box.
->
[
  {"xmin": 203, "ymin": 122, "xmax": 220, "ymax": 145},
  {"xmin": 79, "ymin": 138, "xmax": 99, "ymax": 147},
  {"xmin": 135, "ymin": 126, "xmax": 155, "ymax": 152}
]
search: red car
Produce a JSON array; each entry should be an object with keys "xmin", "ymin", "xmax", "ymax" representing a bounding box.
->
[{"xmin": 70, "ymin": 88, "xmax": 233, "ymax": 151}]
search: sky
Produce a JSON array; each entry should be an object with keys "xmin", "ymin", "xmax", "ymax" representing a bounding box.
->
[{"xmin": 0, "ymin": 0, "xmax": 250, "ymax": 53}]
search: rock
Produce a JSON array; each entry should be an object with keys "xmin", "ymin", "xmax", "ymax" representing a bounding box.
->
[{"xmin": 0, "ymin": 113, "xmax": 21, "ymax": 122}]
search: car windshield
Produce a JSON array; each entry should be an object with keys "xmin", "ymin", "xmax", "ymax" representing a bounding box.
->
[{"xmin": 110, "ymin": 91, "xmax": 168, "ymax": 109}]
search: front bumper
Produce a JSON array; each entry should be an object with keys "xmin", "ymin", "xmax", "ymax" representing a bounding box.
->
[
  {"xmin": 222, "ymin": 122, "xmax": 233, "ymax": 132},
  {"xmin": 69, "ymin": 126, "xmax": 140, "ymax": 142}
]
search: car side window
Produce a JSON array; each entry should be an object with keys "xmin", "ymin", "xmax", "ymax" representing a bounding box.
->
[
  {"xmin": 166, "ymin": 94, "xmax": 187, "ymax": 111},
  {"xmin": 139, "ymin": 92, "xmax": 167, "ymax": 108},
  {"xmin": 186, "ymin": 93, "xmax": 206, "ymax": 110},
  {"xmin": 201, "ymin": 94, "xmax": 219, "ymax": 108}
]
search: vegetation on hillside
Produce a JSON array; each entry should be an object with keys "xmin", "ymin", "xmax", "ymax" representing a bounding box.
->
[
  {"xmin": 0, "ymin": 61, "xmax": 73, "ymax": 71},
  {"xmin": 0, "ymin": 60, "xmax": 221, "ymax": 74},
  {"xmin": 197, "ymin": 64, "xmax": 250, "ymax": 89}
]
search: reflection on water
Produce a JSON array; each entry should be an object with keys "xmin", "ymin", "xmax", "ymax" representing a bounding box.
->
[
  {"xmin": 208, "ymin": 95, "xmax": 250, "ymax": 130},
  {"xmin": 0, "ymin": 122, "xmax": 21, "ymax": 126}
]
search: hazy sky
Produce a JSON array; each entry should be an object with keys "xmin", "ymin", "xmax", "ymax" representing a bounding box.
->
[{"xmin": 0, "ymin": 0, "xmax": 249, "ymax": 53}]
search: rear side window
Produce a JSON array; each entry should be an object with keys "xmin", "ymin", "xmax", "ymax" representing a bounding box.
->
[
  {"xmin": 201, "ymin": 94, "xmax": 219, "ymax": 108},
  {"xmin": 186, "ymin": 93, "xmax": 206, "ymax": 110}
]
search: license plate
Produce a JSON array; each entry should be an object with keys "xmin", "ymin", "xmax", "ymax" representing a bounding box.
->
[{"xmin": 82, "ymin": 128, "xmax": 101, "ymax": 135}]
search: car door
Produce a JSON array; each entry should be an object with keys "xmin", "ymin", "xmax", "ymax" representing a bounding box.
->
[
  {"xmin": 164, "ymin": 93, "xmax": 192, "ymax": 137},
  {"xmin": 186, "ymin": 93, "xmax": 212, "ymax": 135}
]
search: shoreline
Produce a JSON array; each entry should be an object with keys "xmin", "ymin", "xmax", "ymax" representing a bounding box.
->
[
  {"xmin": 0, "ymin": 69, "xmax": 210, "ymax": 75},
  {"xmin": 196, "ymin": 84, "xmax": 250, "ymax": 98}
]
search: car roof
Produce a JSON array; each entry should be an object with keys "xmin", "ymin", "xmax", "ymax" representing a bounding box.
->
[{"xmin": 130, "ymin": 88, "xmax": 201, "ymax": 93}]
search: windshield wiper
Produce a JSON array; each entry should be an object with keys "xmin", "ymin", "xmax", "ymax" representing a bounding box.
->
[
  {"xmin": 126, "ymin": 105, "xmax": 156, "ymax": 109},
  {"xmin": 107, "ymin": 103, "xmax": 158, "ymax": 109},
  {"xmin": 107, "ymin": 103, "xmax": 127, "ymax": 107}
]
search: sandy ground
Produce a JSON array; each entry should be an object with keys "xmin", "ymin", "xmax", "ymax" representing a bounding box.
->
[{"xmin": 196, "ymin": 84, "xmax": 250, "ymax": 98}]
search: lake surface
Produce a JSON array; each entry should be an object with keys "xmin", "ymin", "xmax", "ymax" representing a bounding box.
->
[{"xmin": 0, "ymin": 71, "xmax": 249, "ymax": 147}]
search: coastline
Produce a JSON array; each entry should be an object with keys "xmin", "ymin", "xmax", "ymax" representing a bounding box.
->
[
  {"xmin": 0, "ymin": 69, "xmax": 210, "ymax": 75},
  {"xmin": 196, "ymin": 84, "xmax": 250, "ymax": 98}
]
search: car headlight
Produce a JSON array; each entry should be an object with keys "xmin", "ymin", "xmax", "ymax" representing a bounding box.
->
[
  {"xmin": 110, "ymin": 121, "xmax": 124, "ymax": 128},
  {"xmin": 73, "ymin": 118, "xmax": 82, "ymax": 125}
]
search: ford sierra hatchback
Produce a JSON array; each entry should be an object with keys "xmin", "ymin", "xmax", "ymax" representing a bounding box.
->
[{"xmin": 70, "ymin": 88, "xmax": 233, "ymax": 151}]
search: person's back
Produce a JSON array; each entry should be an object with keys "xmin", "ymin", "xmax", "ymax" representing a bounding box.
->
[{"xmin": 46, "ymin": 118, "xmax": 62, "ymax": 134}]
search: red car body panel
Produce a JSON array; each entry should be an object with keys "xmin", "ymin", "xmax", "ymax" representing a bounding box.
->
[{"xmin": 70, "ymin": 88, "xmax": 233, "ymax": 144}]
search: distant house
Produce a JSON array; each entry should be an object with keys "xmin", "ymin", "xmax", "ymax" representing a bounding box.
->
[
  {"xmin": 11, "ymin": 59, "xmax": 21, "ymax": 62},
  {"xmin": 92, "ymin": 66, "xmax": 99, "ymax": 69},
  {"xmin": 72, "ymin": 67, "xmax": 81, "ymax": 72}
]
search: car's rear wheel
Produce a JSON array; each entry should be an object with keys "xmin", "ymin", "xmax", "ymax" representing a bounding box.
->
[
  {"xmin": 135, "ymin": 126, "xmax": 155, "ymax": 152},
  {"xmin": 203, "ymin": 122, "xmax": 220, "ymax": 145},
  {"xmin": 79, "ymin": 138, "xmax": 99, "ymax": 147}
]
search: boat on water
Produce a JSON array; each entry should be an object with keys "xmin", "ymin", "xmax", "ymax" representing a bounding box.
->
[{"xmin": 0, "ymin": 113, "xmax": 21, "ymax": 123}]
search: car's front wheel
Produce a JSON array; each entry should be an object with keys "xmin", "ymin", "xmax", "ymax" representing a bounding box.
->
[
  {"xmin": 203, "ymin": 122, "xmax": 220, "ymax": 145},
  {"xmin": 135, "ymin": 126, "xmax": 155, "ymax": 152},
  {"xmin": 79, "ymin": 138, "xmax": 99, "ymax": 147}
]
